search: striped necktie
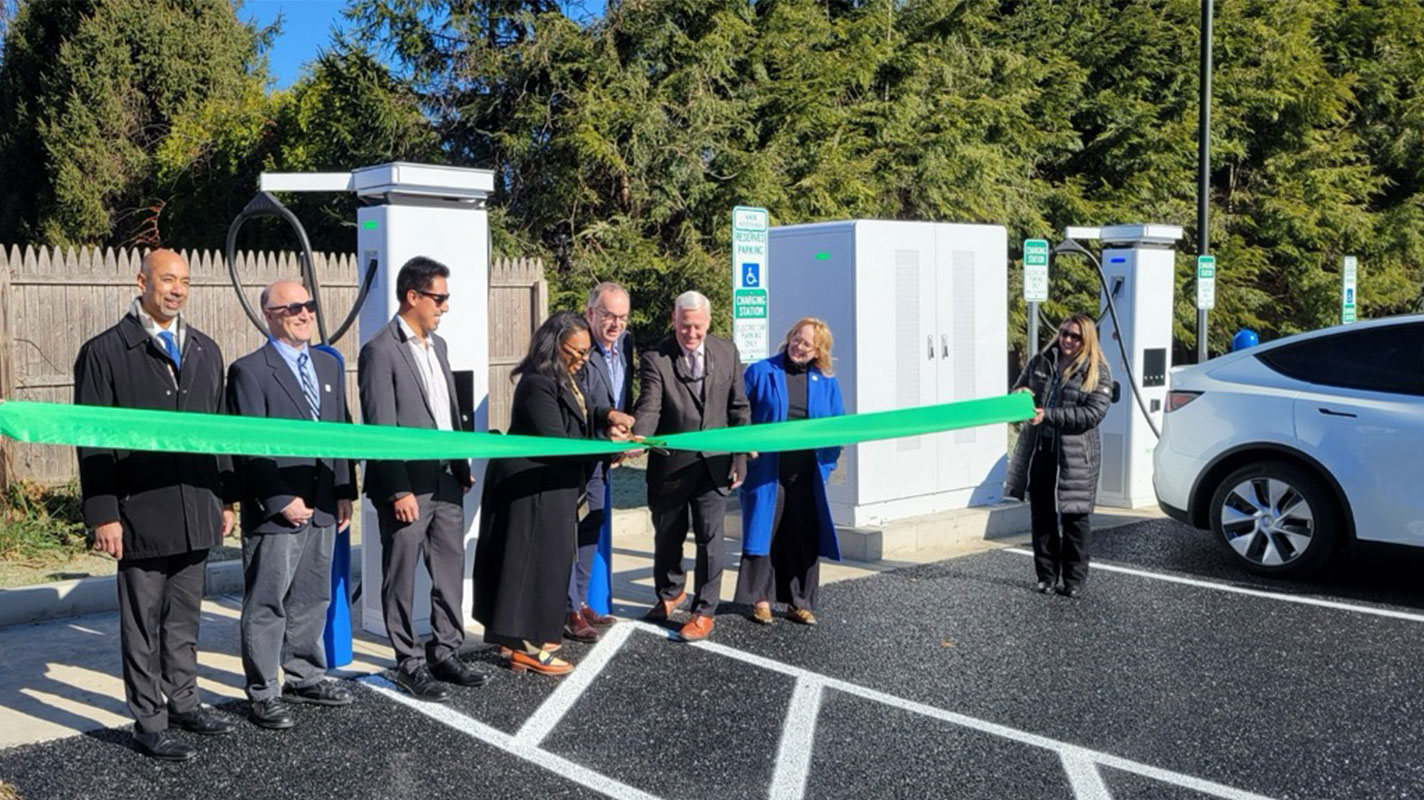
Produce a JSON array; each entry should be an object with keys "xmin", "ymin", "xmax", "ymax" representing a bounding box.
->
[{"xmin": 297, "ymin": 353, "xmax": 319, "ymax": 420}]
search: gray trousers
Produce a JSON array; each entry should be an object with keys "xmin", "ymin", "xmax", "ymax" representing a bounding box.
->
[
  {"xmin": 377, "ymin": 471, "xmax": 466, "ymax": 673},
  {"xmin": 239, "ymin": 524, "xmax": 336, "ymax": 701},
  {"xmin": 116, "ymin": 549, "xmax": 208, "ymax": 733}
]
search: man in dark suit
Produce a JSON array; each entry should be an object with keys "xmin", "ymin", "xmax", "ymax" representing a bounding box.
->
[
  {"xmin": 74, "ymin": 249, "xmax": 238, "ymax": 761},
  {"xmin": 563, "ymin": 282, "xmax": 636, "ymax": 643},
  {"xmin": 632, "ymin": 290, "xmax": 751, "ymax": 641},
  {"xmin": 358, "ymin": 256, "xmax": 489, "ymax": 701},
  {"xmin": 227, "ymin": 280, "xmax": 357, "ymax": 730}
]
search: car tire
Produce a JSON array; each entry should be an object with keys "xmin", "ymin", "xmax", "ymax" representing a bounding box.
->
[{"xmin": 1208, "ymin": 460, "xmax": 1341, "ymax": 577}]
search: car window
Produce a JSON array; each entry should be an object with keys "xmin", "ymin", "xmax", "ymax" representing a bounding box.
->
[{"xmin": 1256, "ymin": 322, "xmax": 1424, "ymax": 396}]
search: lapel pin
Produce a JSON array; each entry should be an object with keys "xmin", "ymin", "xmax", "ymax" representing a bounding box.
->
[{"xmin": 324, "ymin": 384, "xmax": 331, "ymax": 392}]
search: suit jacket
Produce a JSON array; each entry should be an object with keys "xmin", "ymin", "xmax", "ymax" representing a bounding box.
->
[
  {"xmin": 580, "ymin": 331, "xmax": 635, "ymax": 511},
  {"xmin": 357, "ymin": 318, "xmax": 472, "ymax": 502},
  {"xmin": 631, "ymin": 333, "xmax": 751, "ymax": 496},
  {"xmin": 227, "ymin": 342, "xmax": 357, "ymax": 534},
  {"xmin": 74, "ymin": 313, "xmax": 237, "ymax": 561}
]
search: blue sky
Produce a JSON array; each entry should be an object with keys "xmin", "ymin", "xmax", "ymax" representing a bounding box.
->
[
  {"xmin": 240, "ymin": 0, "xmax": 349, "ymax": 89},
  {"xmin": 239, "ymin": 1, "xmax": 607, "ymax": 90}
]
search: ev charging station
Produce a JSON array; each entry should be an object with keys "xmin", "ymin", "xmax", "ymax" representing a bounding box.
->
[
  {"xmin": 258, "ymin": 162, "xmax": 495, "ymax": 638},
  {"xmin": 1056, "ymin": 223, "xmax": 1183, "ymax": 509}
]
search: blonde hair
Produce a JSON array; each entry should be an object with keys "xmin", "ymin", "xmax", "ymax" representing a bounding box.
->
[
  {"xmin": 780, "ymin": 317, "xmax": 835, "ymax": 375},
  {"xmin": 1052, "ymin": 313, "xmax": 1104, "ymax": 393}
]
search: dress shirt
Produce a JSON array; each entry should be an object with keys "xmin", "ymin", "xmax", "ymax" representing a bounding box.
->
[
  {"xmin": 397, "ymin": 316, "xmax": 454, "ymax": 431},
  {"xmin": 131, "ymin": 296, "xmax": 184, "ymax": 380},
  {"xmin": 269, "ymin": 337, "xmax": 320, "ymax": 417},
  {"xmin": 594, "ymin": 338, "xmax": 627, "ymax": 408}
]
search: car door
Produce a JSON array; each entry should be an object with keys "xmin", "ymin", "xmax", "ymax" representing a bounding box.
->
[{"xmin": 1259, "ymin": 322, "xmax": 1424, "ymax": 547}]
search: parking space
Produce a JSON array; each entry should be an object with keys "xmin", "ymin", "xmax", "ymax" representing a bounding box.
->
[{"xmin": 1, "ymin": 518, "xmax": 1421, "ymax": 799}]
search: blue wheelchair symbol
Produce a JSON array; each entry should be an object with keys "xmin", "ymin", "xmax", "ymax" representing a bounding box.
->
[
  {"xmin": 742, "ymin": 263, "xmax": 760, "ymax": 287},
  {"xmin": 1345, "ymin": 288, "xmax": 1354, "ymax": 304}
]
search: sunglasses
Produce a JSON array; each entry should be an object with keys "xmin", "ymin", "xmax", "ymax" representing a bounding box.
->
[
  {"xmin": 1059, "ymin": 330, "xmax": 1083, "ymax": 342},
  {"xmin": 418, "ymin": 290, "xmax": 451, "ymax": 305},
  {"xmin": 267, "ymin": 300, "xmax": 317, "ymax": 315}
]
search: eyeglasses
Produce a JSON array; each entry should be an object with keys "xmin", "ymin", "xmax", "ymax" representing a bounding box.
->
[
  {"xmin": 418, "ymin": 290, "xmax": 451, "ymax": 305},
  {"xmin": 266, "ymin": 300, "xmax": 317, "ymax": 316},
  {"xmin": 594, "ymin": 308, "xmax": 629, "ymax": 325},
  {"xmin": 1059, "ymin": 330, "xmax": 1083, "ymax": 342}
]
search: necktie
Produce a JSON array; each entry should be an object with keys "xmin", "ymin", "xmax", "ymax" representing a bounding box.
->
[
  {"xmin": 689, "ymin": 349, "xmax": 704, "ymax": 380},
  {"xmin": 297, "ymin": 353, "xmax": 320, "ymax": 420},
  {"xmin": 157, "ymin": 330, "xmax": 180, "ymax": 368}
]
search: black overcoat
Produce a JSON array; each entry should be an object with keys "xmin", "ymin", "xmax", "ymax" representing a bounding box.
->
[
  {"xmin": 1003, "ymin": 346, "xmax": 1113, "ymax": 515},
  {"xmin": 473, "ymin": 372, "xmax": 597, "ymax": 644},
  {"xmin": 74, "ymin": 313, "xmax": 236, "ymax": 561}
]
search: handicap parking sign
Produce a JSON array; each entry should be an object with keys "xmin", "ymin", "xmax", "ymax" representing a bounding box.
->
[
  {"xmin": 742, "ymin": 262, "xmax": 760, "ymax": 287},
  {"xmin": 1345, "ymin": 288, "xmax": 1354, "ymax": 304}
]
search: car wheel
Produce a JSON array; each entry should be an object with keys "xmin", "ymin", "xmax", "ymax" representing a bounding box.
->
[{"xmin": 1208, "ymin": 461, "xmax": 1341, "ymax": 577}]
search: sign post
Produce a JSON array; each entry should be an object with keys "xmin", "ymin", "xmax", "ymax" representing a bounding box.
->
[
  {"xmin": 732, "ymin": 206, "xmax": 770, "ymax": 362},
  {"xmin": 1023, "ymin": 238, "xmax": 1049, "ymax": 353},
  {"xmin": 1196, "ymin": 255, "xmax": 1216, "ymax": 360},
  {"xmin": 1341, "ymin": 255, "xmax": 1358, "ymax": 324}
]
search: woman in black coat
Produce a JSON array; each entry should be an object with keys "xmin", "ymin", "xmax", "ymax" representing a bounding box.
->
[
  {"xmin": 1004, "ymin": 313, "xmax": 1113, "ymax": 598},
  {"xmin": 474, "ymin": 311, "xmax": 624, "ymax": 676}
]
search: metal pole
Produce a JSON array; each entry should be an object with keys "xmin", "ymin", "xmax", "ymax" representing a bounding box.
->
[
  {"xmin": 1028, "ymin": 301, "xmax": 1039, "ymax": 359},
  {"xmin": 1196, "ymin": 0, "xmax": 1213, "ymax": 363}
]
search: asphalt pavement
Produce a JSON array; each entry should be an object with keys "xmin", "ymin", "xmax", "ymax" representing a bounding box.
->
[{"xmin": 1, "ymin": 517, "xmax": 1422, "ymax": 800}]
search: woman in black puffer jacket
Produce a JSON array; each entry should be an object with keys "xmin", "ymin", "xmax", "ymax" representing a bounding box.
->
[{"xmin": 1004, "ymin": 313, "xmax": 1113, "ymax": 598}]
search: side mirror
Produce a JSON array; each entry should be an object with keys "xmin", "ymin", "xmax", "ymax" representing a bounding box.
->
[{"xmin": 1111, "ymin": 381, "xmax": 1122, "ymax": 403}]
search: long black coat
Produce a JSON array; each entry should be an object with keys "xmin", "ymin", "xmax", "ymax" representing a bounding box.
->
[
  {"xmin": 74, "ymin": 314, "xmax": 236, "ymax": 561},
  {"xmin": 473, "ymin": 372, "xmax": 597, "ymax": 644},
  {"xmin": 1003, "ymin": 346, "xmax": 1113, "ymax": 515}
]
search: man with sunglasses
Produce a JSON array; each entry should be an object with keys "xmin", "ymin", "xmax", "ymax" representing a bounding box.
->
[
  {"xmin": 227, "ymin": 280, "xmax": 357, "ymax": 729},
  {"xmin": 359, "ymin": 256, "xmax": 488, "ymax": 700}
]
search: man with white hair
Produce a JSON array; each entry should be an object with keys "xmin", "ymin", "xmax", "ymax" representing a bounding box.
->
[{"xmin": 632, "ymin": 290, "xmax": 750, "ymax": 641}]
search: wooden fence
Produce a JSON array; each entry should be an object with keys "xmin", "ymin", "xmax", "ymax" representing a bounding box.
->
[{"xmin": 0, "ymin": 245, "xmax": 546, "ymax": 486}]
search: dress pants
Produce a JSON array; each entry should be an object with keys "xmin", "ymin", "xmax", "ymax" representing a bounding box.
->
[
  {"xmin": 116, "ymin": 548, "xmax": 208, "ymax": 733},
  {"xmin": 735, "ymin": 453, "xmax": 821, "ymax": 610},
  {"xmin": 240, "ymin": 523, "xmax": 336, "ymax": 701},
  {"xmin": 649, "ymin": 467, "xmax": 726, "ymax": 617},
  {"xmin": 568, "ymin": 507, "xmax": 603, "ymax": 612},
  {"xmin": 376, "ymin": 469, "xmax": 466, "ymax": 674},
  {"xmin": 1027, "ymin": 441, "xmax": 1092, "ymax": 588}
]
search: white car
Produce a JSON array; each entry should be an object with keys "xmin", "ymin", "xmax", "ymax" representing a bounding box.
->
[{"xmin": 1153, "ymin": 314, "xmax": 1424, "ymax": 576}]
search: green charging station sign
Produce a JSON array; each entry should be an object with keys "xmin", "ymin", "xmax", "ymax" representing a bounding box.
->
[
  {"xmin": 1341, "ymin": 255, "xmax": 1358, "ymax": 324},
  {"xmin": 1196, "ymin": 255, "xmax": 1216, "ymax": 311}
]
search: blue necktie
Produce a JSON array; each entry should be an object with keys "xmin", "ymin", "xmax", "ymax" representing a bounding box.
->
[
  {"xmin": 157, "ymin": 330, "xmax": 180, "ymax": 368},
  {"xmin": 297, "ymin": 353, "xmax": 320, "ymax": 420}
]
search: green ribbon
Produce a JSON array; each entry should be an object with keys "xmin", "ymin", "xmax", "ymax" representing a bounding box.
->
[{"xmin": 0, "ymin": 393, "xmax": 1033, "ymax": 460}]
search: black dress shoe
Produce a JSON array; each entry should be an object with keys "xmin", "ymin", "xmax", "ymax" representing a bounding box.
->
[
  {"xmin": 249, "ymin": 697, "xmax": 296, "ymax": 730},
  {"xmin": 430, "ymin": 655, "xmax": 492, "ymax": 688},
  {"xmin": 134, "ymin": 729, "xmax": 196, "ymax": 762},
  {"xmin": 283, "ymin": 681, "xmax": 354, "ymax": 706},
  {"xmin": 1036, "ymin": 580, "xmax": 1055, "ymax": 594},
  {"xmin": 393, "ymin": 665, "xmax": 453, "ymax": 701},
  {"xmin": 1058, "ymin": 585, "xmax": 1083, "ymax": 599},
  {"xmin": 167, "ymin": 705, "xmax": 235, "ymax": 736}
]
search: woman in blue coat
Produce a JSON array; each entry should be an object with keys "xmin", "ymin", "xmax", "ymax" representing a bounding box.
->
[{"xmin": 736, "ymin": 317, "xmax": 845, "ymax": 626}]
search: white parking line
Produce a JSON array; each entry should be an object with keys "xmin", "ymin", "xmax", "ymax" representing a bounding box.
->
[
  {"xmin": 768, "ymin": 678, "xmax": 824, "ymax": 800},
  {"xmin": 364, "ymin": 621, "xmax": 1282, "ymax": 800},
  {"xmin": 361, "ymin": 674, "xmax": 661, "ymax": 800},
  {"xmin": 1003, "ymin": 548, "xmax": 1424, "ymax": 623}
]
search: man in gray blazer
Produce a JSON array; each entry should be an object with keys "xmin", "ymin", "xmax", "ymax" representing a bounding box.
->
[
  {"xmin": 632, "ymin": 290, "xmax": 751, "ymax": 642},
  {"xmin": 564, "ymin": 281, "xmax": 637, "ymax": 643},
  {"xmin": 358, "ymin": 256, "xmax": 489, "ymax": 701},
  {"xmin": 228, "ymin": 279, "xmax": 356, "ymax": 730}
]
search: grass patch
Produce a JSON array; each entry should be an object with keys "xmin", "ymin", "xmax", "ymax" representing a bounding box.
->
[{"xmin": 0, "ymin": 480, "xmax": 89, "ymax": 565}]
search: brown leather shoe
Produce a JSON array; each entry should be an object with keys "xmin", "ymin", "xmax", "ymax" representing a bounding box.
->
[
  {"xmin": 787, "ymin": 607, "xmax": 818, "ymax": 626},
  {"xmin": 678, "ymin": 614, "xmax": 715, "ymax": 642},
  {"xmin": 643, "ymin": 590, "xmax": 687, "ymax": 622},
  {"xmin": 563, "ymin": 612, "xmax": 600, "ymax": 643},
  {"xmin": 749, "ymin": 605, "xmax": 773, "ymax": 625},
  {"xmin": 580, "ymin": 604, "xmax": 616, "ymax": 628}
]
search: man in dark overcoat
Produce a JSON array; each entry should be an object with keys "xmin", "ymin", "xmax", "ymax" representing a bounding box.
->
[{"xmin": 74, "ymin": 249, "xmax": 239, "ymax": 761}]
